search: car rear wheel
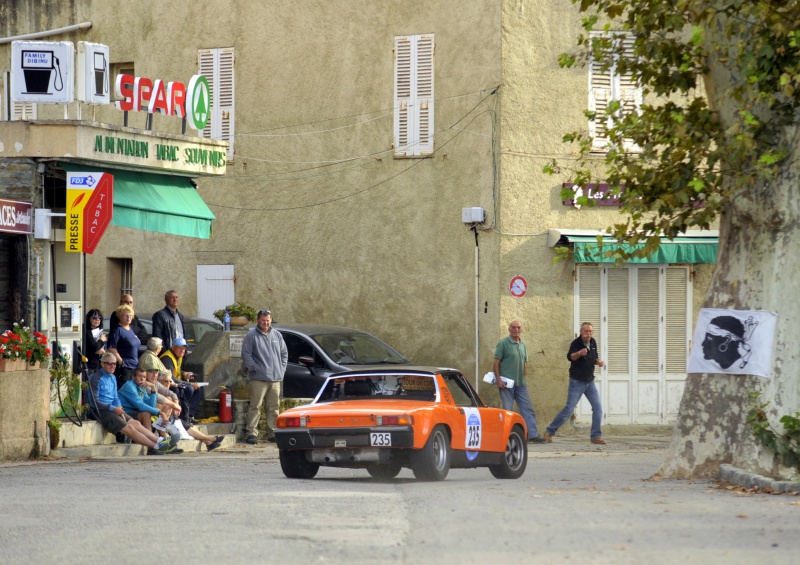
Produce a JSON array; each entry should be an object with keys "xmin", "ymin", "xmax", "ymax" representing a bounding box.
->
[
  {"xmin": 279, "ymin": 449, "xmax": 320, "ymax": 479},
  {"xmin": 489, "ymin": 425, "xmax": 528, "ymax": 479},
  {"xmin": 411, "ymin": 425, "xmax": 450, "ymax": 481},
  {"xmin": 367, "ymin": 463, "xmax": 402, "ymax": 480}
]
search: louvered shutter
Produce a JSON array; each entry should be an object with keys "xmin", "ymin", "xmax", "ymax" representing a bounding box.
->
[
  {"xmin": 606, "ymin": 267, "xmax": 630, "ymax": 375},
  {"xmin": 394, "ymin": 36, "xmax": 413, "ymax": 156},
  {"xmin": 636, "ymin": 267, "xmax": 660, "ymax": 374},
  {"xmin": 415, "ymin": 34, "xmax": 434, "ymax": 155},
  {"xmin": 589, "ymin": 56, "xmax": 611, "ymax": 151},
  {"xmin": 578, "ymin": 266, "xmax": 602, "ymax": 336},
  {"xmin": 198, "ymin": 49, "xmax": 216, "ymax": 139},
  {"xmin": 664, "ymin": 267, "xmax": 688, "ymax": 372},
  {"xmin": 394, "ymin": 34, "xmax": 434, "ymax": 157},
  {"xmin": 217, "ymin": 48, "xmax": 235, "ymax": 160},
  {"xmin": 3, "ymin": 72, "xmax": 37, "ymax": 121},
  {"xmin": 589, "ymin": 33, "xmax": 640, "ymax": 152}
]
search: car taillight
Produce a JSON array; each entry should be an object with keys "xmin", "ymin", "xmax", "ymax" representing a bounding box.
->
[
  {"xmin": 278, "ymin": 416, "xmax": 306, "ymax": 428},
  {"xmin": 376, "ymin": 415, "xmax": 412, "ymax": 426}
]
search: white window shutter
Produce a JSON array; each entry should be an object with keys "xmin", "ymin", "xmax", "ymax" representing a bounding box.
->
[
  {"xmin": 415, "ymin": 34, "xmax": 434, "ymax": 155},
  {"xmin": 664, "ymin": 267, "xmax": 689, "ymax": 373},
  {"xmin": 578, "ymin": 266, "xmax": 602, "ymax": 337},
  {"xmin": 394, "ymin": 34, "xmax": 434, "ymax": 157},
  {"xmin": 3, "ymin": 72, "xmax": 37, "ymax": 121},
  {"xmin": 197, "ymin": 48, "xmax": 234, "ymax": 161},
  {"xmin": 394, "ymin": 36, "xmax": 413, "ymax": 156},
  {"xmin": 198, "ymin": 49, "xmax": 216, "ymax": 139},
  {"xmin": 606, "ymin": 267, "xmax": 630, "ymax": 375},
  {"xmin": 589, "ymin": 33, "xmax": 640, "ymax": 153},
  {"xmin": 636, "ymin": 267, "xmax": 660, "ymax": 374},
  {"xmin": 217, "ymin": 48, "xmax": 235, "ymax": 160}
]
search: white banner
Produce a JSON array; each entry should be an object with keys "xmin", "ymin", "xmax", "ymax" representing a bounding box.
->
[{"xmin": 687, "ymin": 308, "xmax": 777, "ymax": 378}]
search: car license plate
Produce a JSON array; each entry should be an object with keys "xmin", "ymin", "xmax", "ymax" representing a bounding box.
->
[
  {"xmin": 335, "ymin": 440, "xmax": 347, "ymax": 447},
  {"xmin": 370, "ymin": 432, "xmax": 391, "ymax": 446}
]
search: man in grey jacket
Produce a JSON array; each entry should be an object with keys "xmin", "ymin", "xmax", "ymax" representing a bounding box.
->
[{"xmin": 241, "ymin": 309, "xmax": 287, "ymax": 444}]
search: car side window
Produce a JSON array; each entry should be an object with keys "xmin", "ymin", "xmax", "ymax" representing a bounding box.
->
[
  {"xmin": 283, "ymin": 333, "xmax": 315, "ymax": 365},
  {"xmin": 442, "ymin": 374, "xmax": 476, "ymax": 407}
]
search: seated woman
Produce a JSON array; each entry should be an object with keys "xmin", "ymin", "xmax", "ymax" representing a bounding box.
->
[
  {"xmin": 83, "ymin": 309, "xmax": 106, "ymax": 372},
  {"xmin": 107, "ymin": 304, "xmax": 141, "ymax": 387},
  {"xmin": 139, "ymin": 337, "xmax": 168, "ymax": 374}
]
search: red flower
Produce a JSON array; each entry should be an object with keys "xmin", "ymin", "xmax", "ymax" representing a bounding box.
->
[
  {"xmin": 26, "ymin": 350, "xmax": 32, "ymax": 358},
  {"xmin": 45, "ymin": 348, "xmax": 51, "ymax": 354}
]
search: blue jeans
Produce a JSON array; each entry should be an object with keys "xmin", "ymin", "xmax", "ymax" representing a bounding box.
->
[
  {"xmin": 499, "ymin": 383, "xmax": 539, "ymax": 439},
  {"xmin": 546, "ymin": 379, "xmax": 603, "ymax": 439}
]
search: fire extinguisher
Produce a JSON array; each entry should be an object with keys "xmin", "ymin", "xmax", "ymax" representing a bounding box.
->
[{"xmin": 219, "ymin": 386, "xmax": 233, "ymax": 423}]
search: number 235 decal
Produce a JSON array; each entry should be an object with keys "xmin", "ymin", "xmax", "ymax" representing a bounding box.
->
[{"xmin": 464, "ymin": 407, "xmax": 482, "ymax": 450}]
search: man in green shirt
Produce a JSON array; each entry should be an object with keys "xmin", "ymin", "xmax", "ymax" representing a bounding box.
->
[{"xmin": 494, "ymin": 320, "xmax": 545, "ymax": 443}]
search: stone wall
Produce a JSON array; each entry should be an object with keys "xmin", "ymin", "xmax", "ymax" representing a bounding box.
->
[{"xmin": 0, "ymin": 367, "xmax": 51, "ymax": 460}]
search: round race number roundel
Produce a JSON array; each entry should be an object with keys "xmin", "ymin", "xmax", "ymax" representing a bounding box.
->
[{"xmin": 509, "ymin": 275, "xmax": 527, "ymax": 298}]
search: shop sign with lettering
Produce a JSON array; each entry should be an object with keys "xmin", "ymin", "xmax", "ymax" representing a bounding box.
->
[
  {"xmin": 66, "ymin": 172, "xmax": 114, "ymax": 253},
  {"xmin": 0, "ymin": 198, "xmax": 33, "ymax": 235}
]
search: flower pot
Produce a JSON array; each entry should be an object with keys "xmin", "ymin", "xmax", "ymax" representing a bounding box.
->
[
  {"xmin": 229, "ymin": 316, "xmax": 249, "ymax": 327},
  {"xmin": 0, "ymin": 358, "xmax": 24, "ymax": 372},
  {"xmin": 25, "ymin": 361, "xmax": 39, "ymax": 371}
]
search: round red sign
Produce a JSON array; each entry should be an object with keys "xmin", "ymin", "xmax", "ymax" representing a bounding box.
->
[{"xmin": 509, "ymin": 275, "xmax": 527, "ymax": 298}]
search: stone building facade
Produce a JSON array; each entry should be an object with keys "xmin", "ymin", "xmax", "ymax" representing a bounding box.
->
[{"xmin": 1, "ymin": 1, "xmax": 716, "ymax": 427}]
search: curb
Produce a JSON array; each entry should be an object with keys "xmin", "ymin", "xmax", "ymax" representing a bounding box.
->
[{"xmin": 719, "ymin": 463, "xmax": 800, "ymax": 493}]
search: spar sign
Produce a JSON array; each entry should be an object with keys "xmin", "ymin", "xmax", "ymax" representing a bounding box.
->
[{"xmin": 66, "ymin": 172, "xmax": 113, "ymax": 254}]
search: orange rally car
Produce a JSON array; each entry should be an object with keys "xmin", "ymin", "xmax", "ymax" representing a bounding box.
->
[{"xmin": 275, "ymin": 367, "xmax": 528, "ymax": 481}]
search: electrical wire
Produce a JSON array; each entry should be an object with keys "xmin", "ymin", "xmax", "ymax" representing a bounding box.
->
[{"xmin": 206, "ymin": 105, "xmax": 495, "ymax": 212}]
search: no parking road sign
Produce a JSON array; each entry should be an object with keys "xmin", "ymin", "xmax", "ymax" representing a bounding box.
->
[{"xmin": 509, "ymin": 275, "xmax": 527, "ymax": 298}]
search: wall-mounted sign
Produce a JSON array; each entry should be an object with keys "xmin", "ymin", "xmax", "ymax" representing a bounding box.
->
[
  {"xmin": 562, "ymin": 183, "xmax": 623, "ymax": 208},
  {"xmin": 77, "ymin": 42, "xmax": 110, "ymax": 105},
  {"xmin": 10, "ymin": 40, "xmax": 74, "ymax": 103},
  {"xmin": 509, "ymin": 275, "xmax": 527, "ymax": 299},
  {"xmin": 66, "ymin": 172, "xmax": 114, "ymax": 253},
  {"xmin": 0, "ymin": 198, "xmax": 33, "ymax": 235},
  {"xmin": 115, "ymin": 72, "xmax": 209, "ymax": 131}
]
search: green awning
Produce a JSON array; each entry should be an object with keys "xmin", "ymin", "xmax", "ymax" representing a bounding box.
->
[
  {"xmin": 59, "ymin": 163, "xmax": 215, "ymax": 239},
  {"xmin": 571, "ymin": 236, "xmax": 717, "ymax": 264}
]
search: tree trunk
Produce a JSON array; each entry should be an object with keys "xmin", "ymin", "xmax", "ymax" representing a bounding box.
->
[{"xmin": 660, "ymin": 133, "xmax": 800, "ymax": 479}]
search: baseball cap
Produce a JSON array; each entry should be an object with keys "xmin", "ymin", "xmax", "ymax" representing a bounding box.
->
[{"xmin": 173, "ymin": 337, "xmax": 188, "ymax": 347}]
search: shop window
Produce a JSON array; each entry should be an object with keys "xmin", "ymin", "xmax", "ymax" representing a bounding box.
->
[{"xmin": 394, "ymin": 34, "xmax": 434, "ymax": 157}]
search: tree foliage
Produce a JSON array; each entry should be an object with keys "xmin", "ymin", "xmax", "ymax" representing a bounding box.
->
[{"xmin": 546, "ymin": 0, "xmax": 800, "ymax": 258}]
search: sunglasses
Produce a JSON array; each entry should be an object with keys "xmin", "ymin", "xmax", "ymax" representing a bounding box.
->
[
  {"xmin": 102, "ymin": 361, "xmax": 117, "ymax": 366},
  {"xmin": 259, "ymin": 309, "xmax": 271, "ymax": 316},
  {"xmin": 91, "ymin": 315, "xmax": 102, "ymax": 320}
]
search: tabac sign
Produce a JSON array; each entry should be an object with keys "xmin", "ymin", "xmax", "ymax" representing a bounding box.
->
[{"xmin": 66, "ymin": 172, "xmax": 113, "ymax": 253}]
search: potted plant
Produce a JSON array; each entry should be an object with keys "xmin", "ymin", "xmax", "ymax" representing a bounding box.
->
[
  {"xmin": 48, "ymin": 415, "xmax": 62, "ymax": 450},
  {"xmin": 213, "ymin": 302, "xmax": 258, "ymax": 326},
  {"xmin": 1, "ymin": 321, "xmax": 50, "ymax": 371}
]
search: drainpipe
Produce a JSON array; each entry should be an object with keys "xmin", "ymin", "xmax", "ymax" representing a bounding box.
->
[{"xmin": 0, "ymin": 22, "xmax": 92, "ymax": 44}]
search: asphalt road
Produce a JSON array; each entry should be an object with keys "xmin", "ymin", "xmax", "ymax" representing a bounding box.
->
[{"xmin": 1, "ymin": 435, "xmax": 798, "ymax": 564}]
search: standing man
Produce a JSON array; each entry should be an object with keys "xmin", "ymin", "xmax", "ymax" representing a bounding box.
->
[
  {"xmin": 494, "ymin": 320, "xmax": 545, "ymax": 443},
  {"xmin": 152, "ymin": 290, "xmax": 185, "ymax": 352},
  {"xmin": 109, "ymin": 294, "xmax": 149, "ymax": 342},
  {"xmin": 241, "ymin": 310, "xmax": 287, "ymax": 445},
  {"xmin": 544, "ymin": 322, "xmax": 606, "ymax": 445}
]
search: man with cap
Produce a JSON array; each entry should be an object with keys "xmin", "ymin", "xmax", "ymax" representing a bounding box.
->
[{"xmin": 160, "ymin": 337, "xmax": 203, "ymax": 423}]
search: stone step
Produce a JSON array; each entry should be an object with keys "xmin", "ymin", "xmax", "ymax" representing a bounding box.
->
[{"xmin": 54, "ymin": 418, "xmax": 237, "ymax": 458}]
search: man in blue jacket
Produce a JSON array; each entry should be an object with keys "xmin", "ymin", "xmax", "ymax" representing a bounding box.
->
[
  {"xmin": 152, "ymin": 289, "xmax": 186, "ymax": 352},
  {"xmin": 241, "ymin": 310, "xmax": 287, "ymax": 444},
  {"xmin": 88, "ymin": 353, "xmax": 180, "ymax": 455}
]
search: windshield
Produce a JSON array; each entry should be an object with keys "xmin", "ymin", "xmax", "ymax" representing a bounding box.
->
[
  {"xmin": 317, "ymin": 374, "xmax": 436, "ymax": 402},
  {"xmin": 311, "ymin": 332, "xmax": 409, "ymax": 365}
]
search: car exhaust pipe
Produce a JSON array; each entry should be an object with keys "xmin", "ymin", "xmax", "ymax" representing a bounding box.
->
[{"xmin": 289, "ymin": 438, "xmax": 296, "ymax": 446}]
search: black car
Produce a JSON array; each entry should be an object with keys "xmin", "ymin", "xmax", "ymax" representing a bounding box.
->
[
  {"xmin": 102, "ymin": 314, "xmax": 222, "ymax": 355},
  {"xmin": 274, "ymin": 324, "xmax": 412, "ymax": 398}
]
